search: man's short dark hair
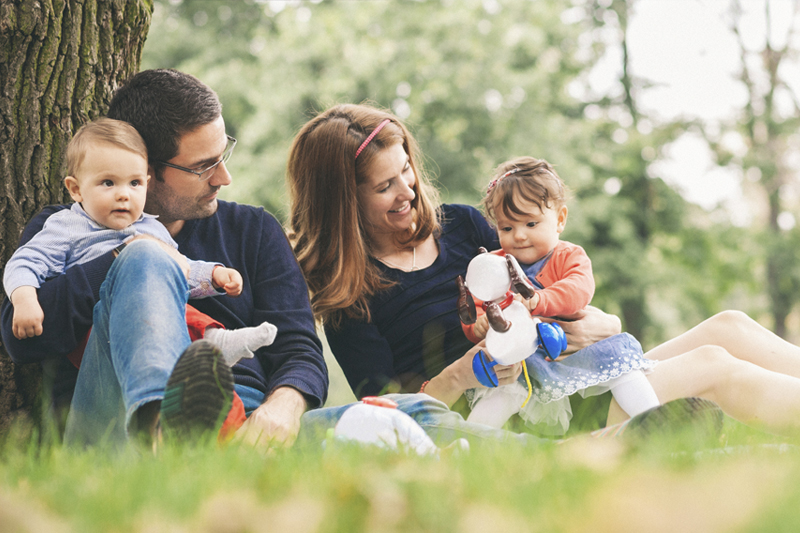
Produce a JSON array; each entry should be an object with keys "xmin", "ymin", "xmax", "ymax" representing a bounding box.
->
[{"xmin": 107, "ymin": 69, "xmax": 221, "ymax": 166}]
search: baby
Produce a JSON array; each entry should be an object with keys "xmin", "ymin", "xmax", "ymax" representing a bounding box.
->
[
  {"xmin": 3, "ymin": 118, "xmax": 275, "ymax": 365},
  {"xmin": 462, "ymin": 156, "xmax": 660, "ymax": 433}
]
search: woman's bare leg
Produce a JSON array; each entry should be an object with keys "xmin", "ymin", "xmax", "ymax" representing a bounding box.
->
[
  {"xmin": 645, "ymin": 310, "xmax": 800, "ymax": 379},
  {"xmin": 643, "ymin": 345, "xmax": 800, "ymax": 432}
]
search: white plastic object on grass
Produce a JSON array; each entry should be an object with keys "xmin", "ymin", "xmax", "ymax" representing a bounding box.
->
[{"xmin": 332, "ymin": 402, "xmax": 439, "ymax": 456}]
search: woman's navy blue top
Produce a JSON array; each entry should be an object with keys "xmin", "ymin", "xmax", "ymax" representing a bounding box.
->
[{"xmin": 326, "ymin": 204, "xmax": 499, "ymax": 398}]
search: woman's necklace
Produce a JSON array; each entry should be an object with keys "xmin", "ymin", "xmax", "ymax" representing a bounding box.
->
[{"xmin": 377, "ymin": 246, "xmax": 418, "ymax": 272}]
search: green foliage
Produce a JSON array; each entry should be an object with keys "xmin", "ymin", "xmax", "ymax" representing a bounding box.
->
[
  {"xmin": 143, "ymin": 0, "xmax": 598, "ymax": 214},
  {"xmin": 140, "ymin": 0, "xmax": 762, "ymax": 348}
]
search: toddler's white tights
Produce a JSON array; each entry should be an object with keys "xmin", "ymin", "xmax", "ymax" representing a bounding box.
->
[{"xmin": 608, "ymin": 370, "xmax": 660, "ymax": 418}]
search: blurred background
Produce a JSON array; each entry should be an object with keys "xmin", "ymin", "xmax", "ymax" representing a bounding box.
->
[{"xmin": 140, "ymin": 0, "xmax": 800, "ymax": 406}]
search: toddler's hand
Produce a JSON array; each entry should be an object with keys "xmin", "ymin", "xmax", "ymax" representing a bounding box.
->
[
  {"xmin": 514, "ymin": 292, "xmax": 540, "ymax": 314},
  {"xmin": 11, "ymin": 287, "xmax": 44, "ymax": 340},
  {"xmin": 473, "ymin": 314, "xmax": 490, "ymax": 340},
  {"xmin": 213, "ymin": 266, "xmax": 243, "ymax": 297}
]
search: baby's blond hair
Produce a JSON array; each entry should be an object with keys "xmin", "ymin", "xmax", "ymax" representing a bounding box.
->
[{"xmin": 67, "ymin": 118, "xmax": 147, "ymax": 178}]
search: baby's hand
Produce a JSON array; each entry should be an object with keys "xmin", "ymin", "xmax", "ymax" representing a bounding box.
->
[
  {"xmin": 473, "ymin": 314, "xmax": 490, "ymax": 340},
  {"xmin": 212, "ymin": 266, "xmax": 243, "ymax": 297},
  {"xmin": 10, "ymin": 286, "xmax": 44, "ymax": 340}
]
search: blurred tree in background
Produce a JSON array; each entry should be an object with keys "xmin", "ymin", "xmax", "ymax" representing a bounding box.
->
[
  {"xmin": 140, "ymin": 0, "xmax": 761, "ymax": 348},
  {"xmin": 571, "ymin": 0, "xmax": 758, "ymax": 344},
  {"xmin": 701, "ymin": 0, "xmax": 800, "ymax": 338}
]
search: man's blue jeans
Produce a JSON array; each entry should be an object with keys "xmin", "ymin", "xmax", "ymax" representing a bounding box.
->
[
  {"xmin": 64, "ymin": 241, "xmax": 191, "ymax": 447},
  {"xmin": 236, "ymin": 386, "xmax": 546, "ymax": 448}
]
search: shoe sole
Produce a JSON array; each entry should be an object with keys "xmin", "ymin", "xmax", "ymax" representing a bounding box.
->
[
  {"xmin": 160, "ymin": 340, "xmax": 234, "ymax": 441},
  {"xmin": 590, "ymin": 397, "xmax": 724, "ymax": 442},
  {"xmin": 626, "ymin": 397, "xmax": 723, "ymax": 441}
]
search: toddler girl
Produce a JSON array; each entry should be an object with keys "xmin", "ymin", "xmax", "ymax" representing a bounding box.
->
[{"xmin": 462, "ymin": 156, "xmax": 660, "ymax": 433}]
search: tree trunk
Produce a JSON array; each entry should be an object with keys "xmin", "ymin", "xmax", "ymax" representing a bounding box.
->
[{"xmin": 0, "ymin": 0, "xmax": 153, "ymax": 433}]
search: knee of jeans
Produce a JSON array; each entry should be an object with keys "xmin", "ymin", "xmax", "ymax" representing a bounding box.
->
[
  {"xmin": 122, "ymin": 239, "xmax": 169, "ymax": 262},
  {"xmin": 101, "ymin": 240, "xmax": 186, "ymax": 299},
  {"xmin": 119, "ymin": 240, "xmax": 185, "ymax": 278}
]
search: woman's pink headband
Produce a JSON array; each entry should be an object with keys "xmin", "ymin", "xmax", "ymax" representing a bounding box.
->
[{"xmin": 355, "ymin": 119, "xmax": 391, "ymax": 159}]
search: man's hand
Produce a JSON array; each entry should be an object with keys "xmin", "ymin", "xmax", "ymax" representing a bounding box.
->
[
  {"xmin": 234, "ymin": 386, "xmax": 307, "ymax": 451},
  {"xmin": 542, "ymin": 305, "xmax": 621, "ymax": 355},
  {"xmin": 10, "ymin": 286, "xmax": 44, "ymax": 340},
  {"xmin": 212, "ymin": 266, "xmax": 243, "ymax": 296},
  {"xmin": 126, "ymin": 235, "xmax": 190, "ymax": 279}
]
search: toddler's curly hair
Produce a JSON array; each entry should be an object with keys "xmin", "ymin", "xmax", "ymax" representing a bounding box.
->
[{"xmin": 483, "ymin": 156, "xmax": 569, "ymax": 223}]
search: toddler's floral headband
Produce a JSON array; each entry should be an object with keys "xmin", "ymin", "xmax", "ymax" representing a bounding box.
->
[
  {"xmin": 355, "ymin": 119, "xmax": 391, "ymax": 159},
  {"xmin": 486, "ymin": 167, "xmax": 522, "ymax": 194}
]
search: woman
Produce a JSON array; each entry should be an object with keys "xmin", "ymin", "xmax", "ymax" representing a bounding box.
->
[{"xmin": 287, "ymin": 103, "xmax": 800, "ymax": 434}]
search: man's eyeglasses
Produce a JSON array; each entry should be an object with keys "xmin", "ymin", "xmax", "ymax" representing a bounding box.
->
[{"xmin": 156, "ymin": 135, "xmax": 237, "ymax": 181}]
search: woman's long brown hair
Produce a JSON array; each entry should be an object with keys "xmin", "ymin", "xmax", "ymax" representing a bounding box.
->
[{"xmin": 287, "ymin": 104, "xmax": 440, "ymax": 328}]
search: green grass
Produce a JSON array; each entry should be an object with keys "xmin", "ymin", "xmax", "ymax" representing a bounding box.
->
[
  {"xmin": 1, "ymin": 351, "xmax": 798, "ymax": 532},
  {"xmin": 1, "ymin": 418, "xmax": 800, "ymax": 533}
]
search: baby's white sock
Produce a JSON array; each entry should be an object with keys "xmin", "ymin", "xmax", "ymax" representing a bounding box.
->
[
  {"xmin": 609, "ymin": 370, "xmax": 660, "ymax": 418},
  {"xmin": 204, "ymin": 321, "xmax": 278, "ymax": 367}
]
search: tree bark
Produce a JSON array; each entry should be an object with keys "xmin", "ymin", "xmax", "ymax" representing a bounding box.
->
[{"xmin": 0, "ymin": 0, "xmax": 153, "ymax": 433}]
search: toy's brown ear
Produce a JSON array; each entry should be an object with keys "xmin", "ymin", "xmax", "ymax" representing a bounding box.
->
[
  {"xmin": 506, "ymin": 254, "xmax": 535, "ymax": 299},
  {"xmin": 477, "ymin": 247, "xmax": 488, "ymax": 254},
  {"xmin": 456, "ymin": 275, "xmax": 477, "ymax": 325},
  {"xmin": 486, "ymin": 303, "xmax": 511, "ymax": 332}
]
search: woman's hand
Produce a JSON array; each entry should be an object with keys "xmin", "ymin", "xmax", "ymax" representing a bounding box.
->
[
  {"xmin": 541, "ymin": 305, "xmax": 621, "ymax": 354},
  {"xmin": 421, "ymin": 342, "xmax": 484, "ymax": 406},
  {"xmin": 485, "ymin": 355, "xmax": 523, "ymax": 386},
  {"xmin": 420, "ymin": 341, "xmax": 522, "ymax": 407}
]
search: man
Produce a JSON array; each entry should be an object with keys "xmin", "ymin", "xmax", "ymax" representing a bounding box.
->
[{"xmin": 1, "ymin": 69, "xmax": 328, "ymax": 448}]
